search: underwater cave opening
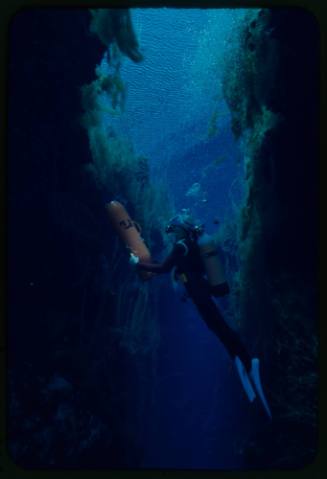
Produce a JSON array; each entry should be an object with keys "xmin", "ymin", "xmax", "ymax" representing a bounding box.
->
[{"xmin": 100, "ymin": 7, "xmax": 260, "ymax": 469}]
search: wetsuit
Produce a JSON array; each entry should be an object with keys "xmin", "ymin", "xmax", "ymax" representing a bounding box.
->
[{"xmin": 137, "ymin": 237, "xmax": 252, "ymax": 371}]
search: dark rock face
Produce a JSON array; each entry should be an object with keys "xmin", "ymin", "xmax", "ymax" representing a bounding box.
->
[
  {"xmin": 223, "ymin": 8, "xmax": 319, "ymax": 468},
  {"xmin": 7, "ymin": 9, "xmax": 156, "ymax": 468}
]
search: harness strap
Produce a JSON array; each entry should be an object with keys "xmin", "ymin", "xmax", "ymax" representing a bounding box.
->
[
  {"xmin": 176, "ymin": 239, "xmax": 189, "ymax": 256},
  {"xmin": 202, "ymin": 250, "xmax": 219, "ymax": 258}
]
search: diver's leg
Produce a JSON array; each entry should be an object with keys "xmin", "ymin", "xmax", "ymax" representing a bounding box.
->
[
  {"xmin": 186, "ymin": 277, "xmax": 272, "ymax": 417},
  {"xmin": 186, "ymin": 279, "xmax": 258, "ymax": 403},
  {"xmin": 185, "ymin": 277, "xmax": 252, "ymax": 371}
]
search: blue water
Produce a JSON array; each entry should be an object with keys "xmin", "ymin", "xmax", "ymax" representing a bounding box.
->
[
  {"xmin": 100, "ymin": 8, "xmax": 257, "ymax": 469},
  {"xmin": 143, "ymin": 288, "xmax": 257, "ymax": 469},
  {"xmin": 98, "ymin": 8, "xmax": 247, "ymax": 229}
]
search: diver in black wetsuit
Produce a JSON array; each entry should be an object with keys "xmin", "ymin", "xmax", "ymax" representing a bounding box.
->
[{"xmin": 130, "ymin": 213, "xmax": 272, "ymax": 419}]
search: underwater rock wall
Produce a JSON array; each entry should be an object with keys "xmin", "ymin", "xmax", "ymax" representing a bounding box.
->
[
  {"xmin": 222, "ymin": 8, "xmax": 319, "ymax": 467},
  {"xmin": 8, "ymin": 9, "xmax": 165, "ymax": 467}
]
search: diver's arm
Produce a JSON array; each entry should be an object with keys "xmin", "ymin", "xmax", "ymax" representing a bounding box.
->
[{"xmin": 137, "ymin": 243, "xmax": 185, "ymax": 274}]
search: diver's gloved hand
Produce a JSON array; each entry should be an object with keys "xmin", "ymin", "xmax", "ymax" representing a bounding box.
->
[{"xmin": 129, "ymin": 253, "xmax": 140, "ymax": 266}]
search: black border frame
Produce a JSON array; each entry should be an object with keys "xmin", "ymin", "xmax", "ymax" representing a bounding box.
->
[{"xmin": 1, "ymin": 0, "xmax": 325, "ymax": 477}]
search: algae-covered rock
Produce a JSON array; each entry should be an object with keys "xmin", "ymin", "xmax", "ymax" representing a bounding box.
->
[
  {"xmin": 222, "ymin": 8, "xmax": 319, "ymax": 467},
  {"xmin": 90, "ymin": 9, "xmax": 143, "ymax": 63},
  {"xmin": 8, "ymin": 9, "xmax": 161, "ymax": 468}
]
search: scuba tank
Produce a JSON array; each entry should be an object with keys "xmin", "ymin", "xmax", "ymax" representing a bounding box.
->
[
  {"xmin": 197, "ymin": 233, "xmax": 229, "ymax": 297},
  {"xmin": 105, "ymin": 200, "xmax": 153, "ymax": 281}
]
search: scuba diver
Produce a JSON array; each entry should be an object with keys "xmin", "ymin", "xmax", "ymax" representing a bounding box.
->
[{"xmin": 129, "ymin": 212, "xmax": 272, "ymax": 420}]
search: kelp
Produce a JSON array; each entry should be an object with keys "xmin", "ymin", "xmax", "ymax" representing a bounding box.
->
[
  {"xmin": 89, "ymin": 9, "xmax": 143, "ymax": 63},
  {"xmin": 81, "ymin": 9, "xmax": 172, "ymax": 361},
  {"xmin": 222, "ymin": 9, "xmax": 279, "ymax": 140}
]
